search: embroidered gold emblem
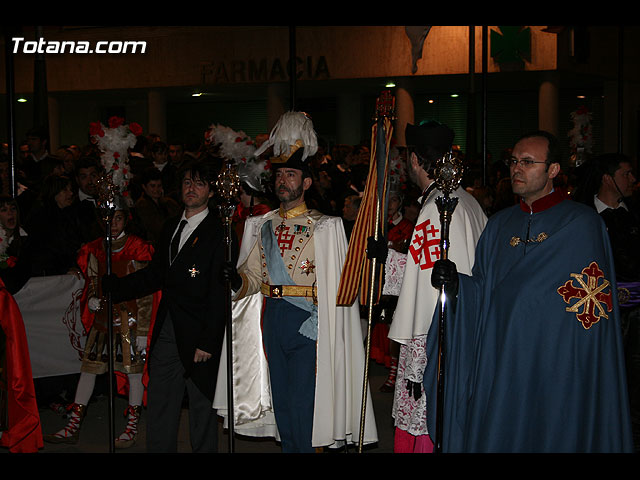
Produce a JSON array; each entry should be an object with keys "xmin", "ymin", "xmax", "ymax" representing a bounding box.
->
[
  {"xmin": 299, "ymin": 258, "xmax": 316, "ymax": 276},
  {"xmin": 618, "ymin": 287, "xmax": 631, "ymax": 305},
  {"xmin": 557, "ymin": 261, "xmax": 613, "ymax": 329},
  {"xmin": 510, "ymin": 232, "xmax": 548, "ymax": 247},
  {"xmin": 535, "ymin": 232, "xmax": 548, "ymax": 242}
]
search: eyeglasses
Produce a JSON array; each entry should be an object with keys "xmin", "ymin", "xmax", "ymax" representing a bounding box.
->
[{"xmin": 504, "ymin": 157, "xmax": 548, "ymax": 168}]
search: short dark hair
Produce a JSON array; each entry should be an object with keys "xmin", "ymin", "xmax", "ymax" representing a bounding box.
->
[
  {"xmin": 178, "ymin": 159, "xmax": 216, "ymax": 187},
  {"xmin": 595, "ymin": 152, "xmax": 631, "ymax": 179},
  {"xmin": 572, "ymin": 152, "xmax": 632, "ymax": 206},
  {"xmin": 0, "ymin": 194, "xmax": 17, "ymax": 209},
  {"xmin": 516, "ymin": 130, "xmax": 561, "ymax": 165},
  {"xmin": 405, "ymin": 121, "xmax": 455, "ymax": 174},
  {"xmin": 41, "ymin": 174, "xmax": 72, "ymax": 203},
  {"xmin": 39, "ymin": 155, "xmax": 64, "ymax": 177},
  {"xmin": 140, "ymin": 167, "xmax": 162, "ymax": 186},
  {"xmin": 26, "ymin": 126, "xmax": 48, "ymax": 141},
  {"xmin": 132, "ymin": 135, "xmax": 149, "ymax": 154},
  {"xmin": 151, "ymin": 141, "xmax": 168, "ymax": 155},
  {"xmin": 74, "ymin": 156, "xmax": 102, "ymax": 177}
]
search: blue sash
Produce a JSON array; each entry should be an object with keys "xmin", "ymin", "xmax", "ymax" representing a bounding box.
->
[{"xmin": 261, "ymin": 219, "xmax": 318, "ymax": 340}]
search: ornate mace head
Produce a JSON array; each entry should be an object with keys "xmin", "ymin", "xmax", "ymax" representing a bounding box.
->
[
  {"xmin": 95, "ymin": 174, "xmax": 118, "ymax": 223},
  {"xmin": 433, "ymin": 151, "xmax": 464, "ymax": 196},
  {"xmin": 216, "ymin": 159, "xmax": 241, "ymax": 220}
]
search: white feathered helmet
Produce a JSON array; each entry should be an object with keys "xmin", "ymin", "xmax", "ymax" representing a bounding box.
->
[{"xmin": 254, "ymin": 111, "xmax": 318, "ymax": 173}]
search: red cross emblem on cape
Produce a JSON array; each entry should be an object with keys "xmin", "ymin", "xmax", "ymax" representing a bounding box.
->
[
  {"xmin": 556, "ymin": 261, "xmax": 613, "ymax": 330},
  {"xmin": 276, "ymin": 225, "xmax": 295, "ymax": 256},
  {"xmin": 408, "ymin": 219, "xmax": 440, "ymax": 270}
]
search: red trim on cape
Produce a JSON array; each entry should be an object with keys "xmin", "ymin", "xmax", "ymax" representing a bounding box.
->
[
  {"xmin": 0, "ymin": 278, "xmax": 43, "ymax": 453},
  {"xmin": 519, "ymin": 189, "xmax": 568, "ymax": 214}
]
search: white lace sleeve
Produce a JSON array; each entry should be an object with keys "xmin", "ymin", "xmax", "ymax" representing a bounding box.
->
[{"xmin": 383, "ymin": 249, "xmax": 407, "ymax": 296}]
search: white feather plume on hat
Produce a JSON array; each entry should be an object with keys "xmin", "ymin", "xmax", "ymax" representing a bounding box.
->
[
  {"xmin": 207, "ymin": 124, "xmax": 257, "ymax": 161},
  {"xmin": 254, "ymin": 111, "xmax": 318, "ymax": 162},
  {"xmin": 207, "ymin": 123, "xmax": 270, "ymax": 192}
]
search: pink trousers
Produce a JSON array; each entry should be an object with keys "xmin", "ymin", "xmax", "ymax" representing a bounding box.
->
[{"xmin": 393, "ymin": 427, "xmax": 434, "ymax": 453}]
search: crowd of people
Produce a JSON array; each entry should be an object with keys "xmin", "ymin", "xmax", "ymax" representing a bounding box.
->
[
  {"xmin": 0, "ymin": 112, "xmax": 638, "ymax": 454},
  {"xmin": 0, "ymin": 122, "xmax": 582, "ymax": 296}
]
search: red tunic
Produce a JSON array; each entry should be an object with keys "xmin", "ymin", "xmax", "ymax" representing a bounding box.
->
[
  {"xmin": 387, "ymin": 216, "xmax": 415, "ymax": 254},
  {"xmin": 76, "ymin": 235, "xmax": 160, "ymax": 402}
]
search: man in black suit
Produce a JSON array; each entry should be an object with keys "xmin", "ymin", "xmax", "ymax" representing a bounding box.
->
[
  {"xmin": 103, "ymin": 160, "xmax": 236, "ymax": 453},
  {"xmin": 72, "ymin": 156, "xmax": 104, "ymax": 244}
]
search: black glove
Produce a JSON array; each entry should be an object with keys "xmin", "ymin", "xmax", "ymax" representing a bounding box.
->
[
  {"xmin": 366, "ymin": 235, "xmax": 388, "ymax": 263},
  {"xmin": 406, "ymin": 380, "xmax": 422, "ymax": 401},
  {"xmin": 221, "ymin": 261, "xmax": 242, "ymax": 291},
  {"xmin": 101, "ymin": 273, "xmax": 119, "ymax": 295},
  {"xmin": 431, "ymin": 259, "xmax": 459, "ymax": 297}
]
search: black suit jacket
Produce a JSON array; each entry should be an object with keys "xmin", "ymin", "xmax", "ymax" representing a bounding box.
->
[
  {"xmin": 112, "ymin": 209, "xmax": 238, "ymax": 401},
  {"xmin": 72, "ymin": 199, "xmax": 104, "ymax": 244}
]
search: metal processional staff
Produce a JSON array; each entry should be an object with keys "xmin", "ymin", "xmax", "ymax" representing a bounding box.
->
[
  {"xmin": 432, "ymin": 151, "xmax": 464, "ymax": 454},
  {"xmin": 215, "ymin": 159, "xmax": 240, "ymax": 453},
  {"xmin": 95, "ymin": 175, "xmax": 118, "ymax": 453}
]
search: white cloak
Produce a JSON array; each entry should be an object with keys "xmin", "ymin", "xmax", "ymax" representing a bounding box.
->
[
  {"xmin": 386, "ymin": 185, "xmax": 487, "ymax": 435},
  {"xmin": 214, "ymin": 209, "xmax": 378, "ymax": 448},
  {"xmin": 388, "ymin": 186, "xmax": 487, "ymax": 343}
]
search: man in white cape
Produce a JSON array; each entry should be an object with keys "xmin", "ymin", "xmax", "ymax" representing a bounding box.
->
[
  {"xmin": 215, "ymin": 112, "xmax": 377, "ymax": 452},
  {"xmin": 377, "ymin": 122, "xmax": 486, "ymax": 452}
]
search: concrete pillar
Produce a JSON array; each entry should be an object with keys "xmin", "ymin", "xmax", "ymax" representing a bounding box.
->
[
  {"xmin": 538, "ymin": 75, "xmax": 559, "ymax": 137},
  {"xmin": 147, "ymin": 90, "xmax": 167, "ymax": 141},
  {"xmin": 394, "ymin": 81, "xmax": 415, "ymax": 146}
]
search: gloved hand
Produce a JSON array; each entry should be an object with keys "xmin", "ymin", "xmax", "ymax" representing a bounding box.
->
[
  {"xmin": 101, "ymin": 273, "xmax": 118, "ymax": 295},
  {"xmin": 407, "ymin": 380, "xmax": 422, "ymax": 401},
  {"xmin": 431, "ymin": 258, "xmax": 459, "ymax": 297},
  {"xmin": 88, "ymin": 297, "xmax": 102, "ymax": 312},
  {"xmin": 135, "ymin": 336, "xmax": 147, "ymax": 352},
  {"xmin": 366, "ymin": 235, "xmax": 388, "ymax": 263},
  {"xmin": 221, "ymin": 261, "xmax": 242, "ymax": 291}
]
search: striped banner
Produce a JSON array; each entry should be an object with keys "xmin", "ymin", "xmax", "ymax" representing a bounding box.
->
[{"xmin": 336, "ymin": 115, "xmax": 393, "ymax": 306}]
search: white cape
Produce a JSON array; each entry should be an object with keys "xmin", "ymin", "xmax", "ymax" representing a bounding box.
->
[
  {"xmin": 388, "ymin": 186, "xmax": 487, "ymax": 343},
  {"xmin": 214, "ymin": 210, "xmax": 378, "ymax": 448}
]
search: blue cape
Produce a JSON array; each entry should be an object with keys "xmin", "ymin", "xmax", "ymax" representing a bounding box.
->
[{"xmin": 424, "ymin": 196, "xmax": 634, "ymax": 452}]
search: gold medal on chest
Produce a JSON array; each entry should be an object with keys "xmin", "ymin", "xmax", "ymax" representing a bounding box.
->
[{"xmin": 299, "ymin": 258, "xmax": 316, "ymax": 276}]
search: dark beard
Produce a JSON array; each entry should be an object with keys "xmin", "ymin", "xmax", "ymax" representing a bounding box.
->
[{"xmin": 276, "ymin": 183, "xmax": 304, "ymax": 203}]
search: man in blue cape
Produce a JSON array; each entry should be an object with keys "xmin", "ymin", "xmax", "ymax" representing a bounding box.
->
[{"xmin": 426, "ymin": 130, "xmax": 634, "ymax": 452}]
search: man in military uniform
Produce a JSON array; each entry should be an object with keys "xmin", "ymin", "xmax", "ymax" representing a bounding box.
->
[{"xmin": 221, "ymin": 112, "xmax": 377, "ymax": 453}]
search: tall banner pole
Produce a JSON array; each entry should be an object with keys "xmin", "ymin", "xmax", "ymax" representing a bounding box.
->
[
  {"xmin": 216, "ymin": 159, "xmax": 240, "ymax": 453},
  {"xmin": 95, "ymin": 175, "xmax": 117, "ymax": 453},
  {"xmin": 354, "ymin": 92, "xmax": 395, "ymax": 452},
  {"xmin": 432, "ymin": 152, "xmax": 464, "ymax": 453}
]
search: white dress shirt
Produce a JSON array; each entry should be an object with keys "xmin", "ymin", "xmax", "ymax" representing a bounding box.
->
[{"xmin": 170, "ymin": 207, "xmax": 209, "ymax": 261}]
